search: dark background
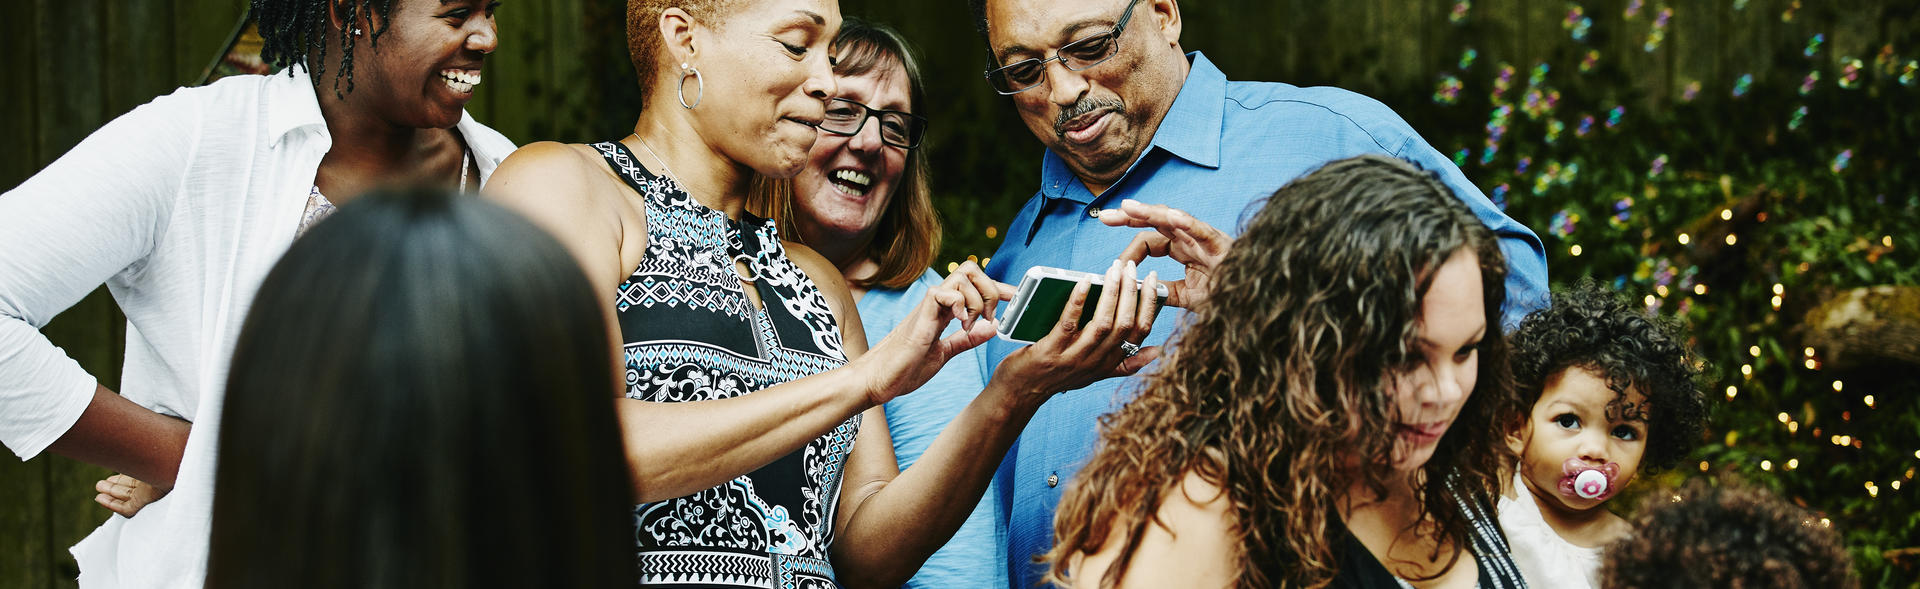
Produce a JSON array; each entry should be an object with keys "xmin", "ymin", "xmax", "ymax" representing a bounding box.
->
[{"xmin": 4, "ymin": 0, "xmax": 1916, "ymax": 586}]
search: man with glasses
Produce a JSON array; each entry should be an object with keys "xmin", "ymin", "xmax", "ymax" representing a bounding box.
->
[{"xmin": 965, "ymin": 0, "xmax": 1550, "ymax": 585}]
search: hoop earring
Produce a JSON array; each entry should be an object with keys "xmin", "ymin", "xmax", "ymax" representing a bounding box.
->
[{"xmin": 678, "ymin": 63, "xmax": 703, "ymax": 109}]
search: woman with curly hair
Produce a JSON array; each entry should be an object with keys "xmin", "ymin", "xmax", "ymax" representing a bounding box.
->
[
  {"xmin": 1, "ymin": 0, "xmax": 512, "ymax": 585},
  {"xmin": 1046, "ymin": 154, "xmax": 1528, "ymax": 588},
  {"xmin": 1497, "ymin": 279, "xmax": 1709, "ymax": 588}
]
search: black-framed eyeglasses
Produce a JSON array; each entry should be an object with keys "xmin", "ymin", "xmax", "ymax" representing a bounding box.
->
[
  {"xmin": 816, "ymin": 97, "xmax": 928, "ymax": 149},
  {"xmin": 983, "ymin": 0, "xmax": 1143, "ymax": 95}
]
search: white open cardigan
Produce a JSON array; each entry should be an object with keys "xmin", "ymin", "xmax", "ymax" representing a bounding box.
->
[{"xmin": 0, "ymin": 68, "xmax": 516, "ymax": 588}]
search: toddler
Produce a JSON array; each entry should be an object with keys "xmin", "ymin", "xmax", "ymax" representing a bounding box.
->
[{"xmin": 1499, "ymin": 280, "xmax": 1708, "ymax": 588}]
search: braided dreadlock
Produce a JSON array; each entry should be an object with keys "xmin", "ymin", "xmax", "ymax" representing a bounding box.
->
[{"xmin": 253, "ymin": 0, "xmax": 396, "ymax": 96}]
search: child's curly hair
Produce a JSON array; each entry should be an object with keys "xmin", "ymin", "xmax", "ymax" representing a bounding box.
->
[
  {"xmin": 1507, "ymin": 279, "xmax": 1707, "ymax": 471},
  {"xmin": 1603, "ymin": 479, "xmax": 1858, "ymax": 588}
]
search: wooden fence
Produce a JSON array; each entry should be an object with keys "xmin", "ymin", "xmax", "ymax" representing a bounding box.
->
[{"xmin": 0, "ymin": 0, "xmax": 1903, "ymax": 586}]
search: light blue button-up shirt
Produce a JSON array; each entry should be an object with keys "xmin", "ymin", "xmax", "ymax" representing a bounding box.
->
[{"xmin": 980, "ymin": 52, "xmax": 1548, "ymax": 587}]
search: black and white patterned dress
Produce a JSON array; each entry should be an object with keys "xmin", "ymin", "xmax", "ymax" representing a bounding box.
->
[{"xmin": 594, "ymin": 142, "xmax": 857, "ymax": 589}]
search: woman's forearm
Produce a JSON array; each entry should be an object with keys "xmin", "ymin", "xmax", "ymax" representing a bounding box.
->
[
  {"xmin": 830, "ymin": 380, "xmax": 1038, "ymax": 587},
  {"xmin": 47, "ymin": 385, "xmax": 192, "ymax": 489},
  {"xmin": 618, "ymin": 367, "xmax": 875, "ymax": 502}
]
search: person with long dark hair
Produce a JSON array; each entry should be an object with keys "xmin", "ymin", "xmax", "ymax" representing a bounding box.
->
[
  {"xmin": 204, "ymin": 187, "xmax": 635, "ymax": 588},
  {"xmin": 0, "ymin": 0, "xmax": 513, "ymax": 584},
  {"xmin": 1048, "ymin": 155, "xmax": 1528, "ymax": 588}
]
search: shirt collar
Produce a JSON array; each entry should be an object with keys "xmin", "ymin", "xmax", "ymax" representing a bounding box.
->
[
  {"xmin": 266, "ymin": 67, "xmax": 328, "ymax": 147},
  {"xmin": 1038, "ymin": 51, "xmax": 1227, "ymax": 204},
  {"xmin": 263, "ymin": 66, "xmax": 499, "ymax": 162}
]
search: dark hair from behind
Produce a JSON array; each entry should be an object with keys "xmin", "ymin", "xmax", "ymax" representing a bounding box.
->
[
  {"xmin": 253, "ymin": 0, "xmax": 397, "ymax": 96},
  {"xmin": 1047, "ymin": 154, "xmax": 1520, "ymax": 588},
  {"xmin": 1507, "ymin": 278, "xmax": 1708, "ymax": 472},
  {"xmin": 206, "ymin": 187, "xmax": 636, "ymax": 588},
  {"xmin": 1603, "ymin": 478, "xmax": 1858, "ymax": 589}
]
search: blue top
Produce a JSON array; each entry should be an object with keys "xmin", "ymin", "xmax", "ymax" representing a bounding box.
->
[
  {"xmin": 859, "ymin": 269, "xmax": 1010, "ymax": 589},
  {"xmin": 981, "ymin": 53, "xmax": 1549, "ymax": 587}
]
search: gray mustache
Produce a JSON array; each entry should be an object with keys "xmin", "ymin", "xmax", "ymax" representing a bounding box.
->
[{"xmin": 1055, "ymin": 98, "xmax": 1125, "ymax": 135}]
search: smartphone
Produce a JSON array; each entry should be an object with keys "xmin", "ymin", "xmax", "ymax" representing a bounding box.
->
[{"xmin": 996, "ymin": 265, "xmax": 1169, "ymax": 343}]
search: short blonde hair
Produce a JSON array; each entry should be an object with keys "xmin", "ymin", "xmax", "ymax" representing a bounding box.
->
[{"xmin": 625, "ymin": 0, "xmax": 742, "ymax": 110}]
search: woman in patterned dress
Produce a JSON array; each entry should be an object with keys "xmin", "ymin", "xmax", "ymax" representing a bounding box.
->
[
  {"xmin": 485, "ymin": 1, "xmax": 1161, "ymax": 587},
  {"xmin": 1045, "ymin": 155, "xmax": 1530, "ymax": 589}
]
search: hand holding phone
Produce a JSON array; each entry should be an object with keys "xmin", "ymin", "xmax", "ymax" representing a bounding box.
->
[{"xmin": 997, "ymin": 265, "xmax": 1169, "ymax": 343}]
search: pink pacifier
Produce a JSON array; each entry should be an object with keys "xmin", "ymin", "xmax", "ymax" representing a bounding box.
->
[{"xmin": 1556, "ymin": 458, "xmax": 1620, "ymax": 501}]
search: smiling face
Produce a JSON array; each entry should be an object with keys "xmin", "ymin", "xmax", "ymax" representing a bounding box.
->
[
  {"xmin": 982, "ymin": 0, "xmax": 1186, "ymax": 191},
  {"xmin": 350, "ymin": 0, "xmax": 499, "ymax": 129},
  {"xmin": 1385, "ymin": 248, "xmax": 1487, "ymax": 474},
  {"xmin": 681, "ymin": 0, "xmax": 839, "ymax": 179},
  {"xmin": 1514, "ymin": 367, "xmax": 1649, "ymax": 513},
  {"xmin": 792, "ymin": 58, "xmax": 911, "ymax": 251}
]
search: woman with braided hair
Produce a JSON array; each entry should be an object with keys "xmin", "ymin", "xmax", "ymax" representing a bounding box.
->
[{"xmin": 0, "ymin": 0, "xmax": 513, "ymax": 585}]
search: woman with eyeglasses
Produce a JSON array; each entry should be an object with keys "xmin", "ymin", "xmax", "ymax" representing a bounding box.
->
[
  {"xmin": 485, "ymin": 2, "xmax": 1157, "ymax": 586},
  {"xmin": 781, "ymin": 18, "xmax": 1030, "ymax": 588}
]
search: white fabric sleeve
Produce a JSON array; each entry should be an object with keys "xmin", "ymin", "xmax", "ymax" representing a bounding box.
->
[{"xmin": 0, "ymin": 91, "xmax": 199, "ymax": 459}]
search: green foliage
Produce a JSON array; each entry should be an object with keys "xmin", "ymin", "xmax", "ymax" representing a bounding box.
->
[{"xmin": 1389, "ymin": 4, "xmax": 1920, "ymax": 586}]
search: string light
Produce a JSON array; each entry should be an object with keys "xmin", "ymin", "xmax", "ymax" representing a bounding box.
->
[
  {"xmin": 1865, "ymin": 395, "xmax": 1875, "ymax": 408},
  {"xmin": 1805, "ymin": 347, "xmax": 1817, "ymax": 357},
  {"xmin": 1725, "ymin": 385, "xmax": 1738, "ymax": 399},
  {"xmin": 1725, "ymin": 233, "xmax": 1738, "ymax": 245},
  {"xmin": 1699, "ymin": 461, "xmax": 1709, "ymax": 472},
  {"xmin": 1772, "ymin": 295, "xmax": 1783, "ymax": 309},
  {"xmin": 1742, "ymin": 364, "xmax": 1753, "ymax": 377},
  {"xmin": 1773, "ymin": 283, "xmax": 1785, "ymax": 295},
  {"xmin": 1761, "ymin": 460, "xmax": 1773, "ymax": 471},
  {"xmin": 1644, "ymin": 294, "xmax": 1656, "ymax": 307},
  {"xmin": 1749, "ymin": 345, "xmax": 1761, "ymax": 357},
  {"xmin": 1894, "ymin": 480, "xmax": 1903, "ymax": 491},
  {"xmin": 1779, "ymin": 412, "xmax": 1792, "ymax": 423},
  {"xmin": 1678, "ymin": 233, "xmax": 1691, "ymax": 245},
  {"xmin": 1806, "ymin": 358, "xmax": 1819, "ymax": 370},
  {"xmin": 1570, "ymin": 244, "xmax": 1583, "ymax": 256},
  {"xmin": 1721, "ymin": 209, "xmax": 1733, "ymax": 220},
  {"xmin": 1885, "ymin": 235, "xmax": 1895, "ymax": 247},
  {"xmin": 1656, "ymin": 285, "xmax": 1670, "ymax": 297},
  {"xmin": 1833, "ymin": 380, "xmax": 1844, "ymax": 392},
  {"xmin": 1821, "ymin": 518, "xmax": 1832, "ymax": 528},
  {"xmin": 1694, "ymin": 284, "xmax": 1707, "ymax": 295},
  {"xmin": 1788, "ymin": 421, "xmax": 1799, "ymax": 434},
  {"xmin": 1787, "ymin": 458, "xmax": 1799, "ymax": 470}
]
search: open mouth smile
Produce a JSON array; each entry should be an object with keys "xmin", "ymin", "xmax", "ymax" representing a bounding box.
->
[
  {"xmin": 829, "ymin": 168, "xmax": 872, "ymax": 196},
  {"xmin": 439, "ymin": 69, "xmax": 481, "ymax": 94}
]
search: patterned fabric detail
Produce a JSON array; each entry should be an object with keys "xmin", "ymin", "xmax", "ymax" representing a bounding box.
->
[
  {"xmin": 594, "ymin": 141, "xmax": 856, "ymax": 586},
  {"xmin": 1447, "ymin": 475, "xmax": 1528, "ymax": 589},
  {"xmin": 295, "ymin": 185, "xmax": 336, "ymax": 239},
  {"xmin": 637, "ymin": 549, "xmax": 836, "ymax": 589}
]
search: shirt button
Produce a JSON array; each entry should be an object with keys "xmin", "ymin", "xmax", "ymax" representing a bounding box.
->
[
  {"xmin": 1087, "ymin": 207, "xmax": 1102, "ymax": 218},
  {"xmin": 1047, "ymin": 473, "xmax": 1059, "ymax": 488}
]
